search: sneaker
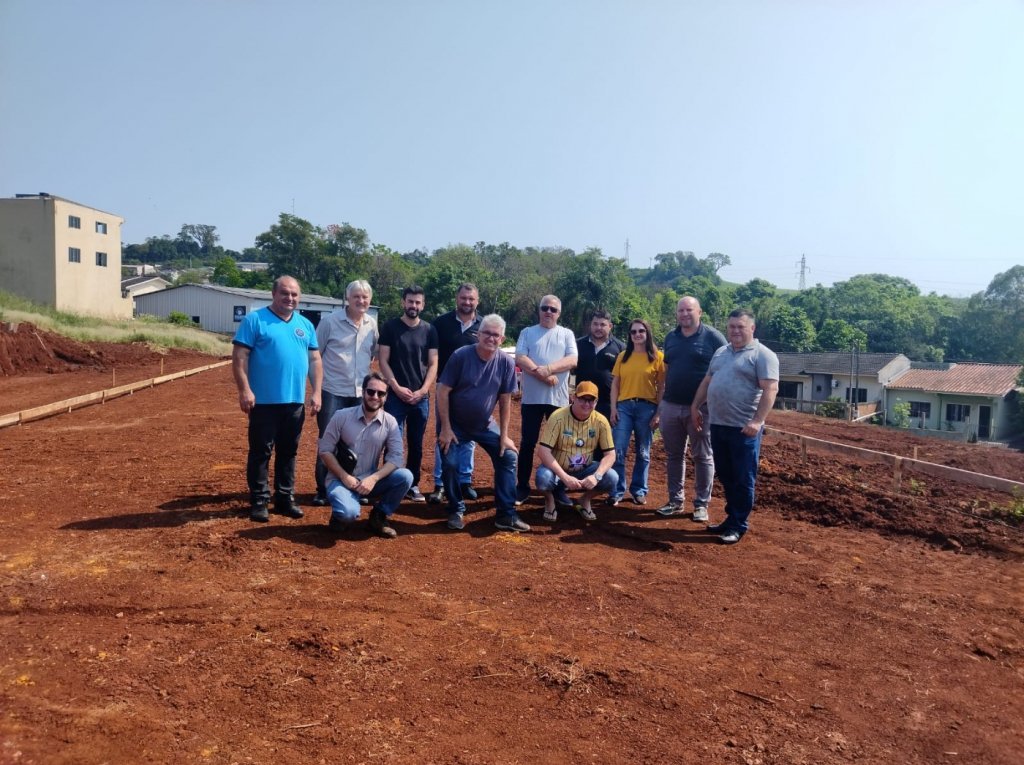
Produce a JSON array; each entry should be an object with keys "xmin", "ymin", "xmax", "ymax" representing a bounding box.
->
[
  {"xmin": 706, "ymin": 521, "xmax": 729, "ymax": 533},
  {"xmin": 719, "ymin": 531, "xmax": 742, "ymax": 545},
  {"xmin": 630, "ymin": 494, "xmax": 647, "ymax": 506},
  {"xmin": 358, "ymin": 496, "xmax": 369, "ymax": 506},
  {"xmin": 407, "ymin": 486, "xmax": 426, "ymax": 503},
  {"xmin": 447, "ymin": 512, "xmax": 465, "ymax": 531},
  {"xmin": 249, "ymin": 501, "xmax": 269, "ymax": 523},
  {"xmin": 543, "ymin": 507, "xmax": 558, "ymax": 523},
  {"xmin": 312, "ymin": 493, "xmax": 329, "ymax": 507},
  {"xmin": 553, "ymin": 485, "xmax": 572, "ymax": 508},
  {"xmin": 607, "ymin": 496, "xmax": 622, "ymax": 507},
  {"xmin": 692, "ymin": 506, "xmax": 709, "ymax": 523},
  {"xmin": 515, "ymin": 487, "xmax": 531, "ymax": 506},
  {"xmin": 655, "ymin": 501, "xmax": 685, "ymax": 517},
  {"xmin": 575, "ymin": 504, "xmax": 597, "ymax": 522},
  {"xmin": 427, "ymin": 486, "xmax": 445, "ymax": 505},
  {"xmin": 460, "ymin": 484, "xmax": 479, "ymax": 500},
  {"xmin": 495, "ymin": 514, "xmax": 531, "ymax": 532},
  {"xmin": 369, "ymin": 508, "xmax": 397, "ymax": 539},
  {"xmin": 272, "ymin": 496, "xmax": 304, "ymax": 519}
]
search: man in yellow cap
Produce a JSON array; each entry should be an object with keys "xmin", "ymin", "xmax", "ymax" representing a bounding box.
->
[{"xmin": 534, "ymin": 380, "xmax": 618, "ymax": 523}]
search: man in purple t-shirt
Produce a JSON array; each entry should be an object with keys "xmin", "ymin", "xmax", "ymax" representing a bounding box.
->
[{"xmin": 437, "ymin": 314, "xmax": 530, "ymax": 533}]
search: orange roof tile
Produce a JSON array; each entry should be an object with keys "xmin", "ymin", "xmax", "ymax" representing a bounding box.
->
[{"xmin": 889, "ymin": 364, "xmax": 1023, "ymax": 396}]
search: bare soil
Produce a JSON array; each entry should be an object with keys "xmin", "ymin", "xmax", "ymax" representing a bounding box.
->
[{"xmin": 1, "ymin": 340, "xmax": 1021, "ymax": 764}]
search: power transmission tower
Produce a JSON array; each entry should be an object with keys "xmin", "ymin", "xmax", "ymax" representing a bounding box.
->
[
  {"xmin": 796, "ymin": 253, "xmax": 809, "ymax": 290},
  {"xmin": 624, "ymin": 238, "xmax": 630, "ymax": 267}
]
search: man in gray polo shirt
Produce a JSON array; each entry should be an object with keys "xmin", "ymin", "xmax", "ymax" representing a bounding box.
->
[
  {"xmin": 656, "ymin": 296, "xmax": 725, "ymax": 522},
  {"xmin": 691, "ymin": 309, "xmax": 779, "ymax": 545}
]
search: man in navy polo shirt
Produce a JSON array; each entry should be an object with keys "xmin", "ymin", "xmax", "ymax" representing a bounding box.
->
[
  {"xmin": 656, "ymin": 296, "xmax": 725, "ymax": 522},
  {"xmin": 232, "ymin": 276, "xmax": 322, "ymax": 522}
]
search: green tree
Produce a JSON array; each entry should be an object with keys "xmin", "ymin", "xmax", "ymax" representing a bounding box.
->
[
  {"xmin": 757, "ymin": 302, "xmax": 816, "ymax": 352},
  {"xmin": 949, "ymin": 266, "xmax": 1024, "ymax": 362},
  {"xmin": 816, "ymin": 319, "xmax": 867, "ymax": 351},
  {"xmin": 211, "ymin": 256, "xmax": 244, "ymax": 287},
  {"xmin": 733, "ymin": 278, "xmax": 778, "ymax": 316},
  {"xmin": 255, "ymin": 214, "xmax": 329, "ymax": 294},
  {"xmin": 552, "ymin": 248, "xmax": 637, "ymax": 333}
]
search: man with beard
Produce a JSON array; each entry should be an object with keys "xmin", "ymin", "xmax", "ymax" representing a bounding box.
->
[
  {"xmin": 318, "ymin": 372, "xmax": 413, "ymax": 538},
  {"xmin": 378, "ymin": 286, "xmax": 439, "ymax": 503},
  {"xmin": 574, "ymin": 309, "xmax": 625, "ymax": 421},
  {"xmin": 427, "ymin": 283, "xmax": 483, "ymax": 504},
  {"xmin": 312, "ymin": 279, "xmax": 377, "ymax": 506}
]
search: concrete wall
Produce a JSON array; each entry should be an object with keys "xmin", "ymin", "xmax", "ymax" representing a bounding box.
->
[{"xmin": 0, "ymin": 196, "xmax": 130, "ymax": 318}]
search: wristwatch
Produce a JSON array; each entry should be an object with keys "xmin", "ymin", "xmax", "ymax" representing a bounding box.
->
[{"xmin": 593, "ymin": 472, "xmax": 604, "ymax": 482}]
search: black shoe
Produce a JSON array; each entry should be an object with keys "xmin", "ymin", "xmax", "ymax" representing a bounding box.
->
[
  {"xmin": 249, "ymin": 501, "xmax": 269, "ymax": 523},
  {"xmin": 272, "ymin": 495, "xmax": 304, "ymax": 519},
  {"xmin": 312, "ymin": 493, "xmax": 329, "ymax": 507},
  {"xmin": 327, "ymin": 515, "xmax": 349, "ymax": 534},
  {"xmin": 426, "ymin": 486, "xmax": 446, "ymax": 504},
  {"xmin": 515, "ymin": 487, "xmax": 530, "ymax": 506},
  {"xmin": 369, "ymin": 508, "xmax": 397, "ymax": 539},
  {"xmin": 460, "ymin": 484, "xmax": 478, "ymax": 500},
  {"xmin": 706, "ymin": 521, "xmax": 729, "ymax": 534}
]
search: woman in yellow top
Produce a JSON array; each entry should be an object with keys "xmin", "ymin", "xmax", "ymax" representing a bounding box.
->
[{"xmin": 609, "ymin": 319, "xmax": 665, "ymax": 505}]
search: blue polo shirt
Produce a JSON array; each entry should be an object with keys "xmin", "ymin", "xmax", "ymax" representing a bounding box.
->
[
  {"xmin": 233, "ymin": 307, "xmax": 318, "ymax": 404},
  {"xmin": 439, "ymin": 345, "xmax": 518, "ymax": 432}
]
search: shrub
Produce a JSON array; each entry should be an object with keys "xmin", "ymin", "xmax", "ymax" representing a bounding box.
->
[
  {"xmin": 167, "ymin": 311, "xmax": 197, "ymax": 327},
  {"xmin": 891, "ymin": 401, "xmax": 911, "ymax": 428}
]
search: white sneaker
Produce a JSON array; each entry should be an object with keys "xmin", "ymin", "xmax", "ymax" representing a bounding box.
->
[{"xmin": 692, "ymin": 506, "xmax": 709, "ymax": 522}]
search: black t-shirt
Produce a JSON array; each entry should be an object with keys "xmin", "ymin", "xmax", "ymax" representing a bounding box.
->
[
  {"xmin": 574, "ymin": 335, "xmax": 625, "ymax": 404},
  {"xmin": 432, "ymin": 310, "xmax": 482, "ymax": 372},
  {"xmin": 378, "ymin": 318, "xmax": 439, "ymax": 390},
  {"xmin": 662, "ymin": 323, "xmax": 727, "ymax": 405}
]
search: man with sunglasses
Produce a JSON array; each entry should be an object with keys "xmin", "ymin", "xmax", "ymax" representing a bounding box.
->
[
  {"xmin": 535, "ymin": 381, "xmax": 618, "ymax": 523},
  {"xmin": 318, "ymin": 372, "xmax": 413, "ymax": 538},
  {"xmin": 514, "ymin": 295, "xmax": 578, "ymax": 505},
  {"xmin": 437, "ymin": 315, "xmax": 529, "ymax": 532}
]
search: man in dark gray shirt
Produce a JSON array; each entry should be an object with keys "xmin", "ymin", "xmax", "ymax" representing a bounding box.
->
[{"xmin": 656, "ymin": 297, "xmax": 725, "ymax": 522}]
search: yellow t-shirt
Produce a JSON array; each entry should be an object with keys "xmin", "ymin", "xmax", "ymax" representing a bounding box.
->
[
  {"xmin": 612, "ymin": 349, "xmax": 665, "ymax": 403},
  {"xmin": 539, "ymin": 406, "xmax": 614, "ymax": 472}
]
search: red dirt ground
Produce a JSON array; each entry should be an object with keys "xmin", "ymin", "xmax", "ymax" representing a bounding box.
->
[{"xmin": 1, "ymin": 340, "xmax": 1022, "ymax": 764}]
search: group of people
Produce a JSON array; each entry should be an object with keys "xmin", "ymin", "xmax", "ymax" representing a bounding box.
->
[{"xmin": 231, "ymin": 277, "xmax": 779, "ymax": 545}]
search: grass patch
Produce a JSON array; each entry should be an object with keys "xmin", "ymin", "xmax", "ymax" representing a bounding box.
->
[{"xmin": 0, "ymin": 290, "xmax": 232, "ymax": 356}]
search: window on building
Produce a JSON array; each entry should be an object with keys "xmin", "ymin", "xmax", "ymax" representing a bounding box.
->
[
  {"xmin": 845, "ymin": 387, "xmax": 868, "ymax": 403},
  {"xmin": 68, "ymin": 247, "xmax": 81, "ymax": 263},
  {"xmin": 778, "ymin": 381, "xmax": 800, "ymax": 399},
  {"xmin": 909, "ymin": 401, "xmax": 931, "ymax": 419},
  {"xmin": 95, "ymin": 252, "xmax": 108, "ymax": 267},
  {"xmin": 68, "ymin": 215, "xmax": 81, "ymax": 229},
  {"xmin": 95, "ymin": 221, "xmax": 108, "ymax": 234},
  {"xmin": 946, "ymin": 403, "xmax": 970, "ymax": 422}
]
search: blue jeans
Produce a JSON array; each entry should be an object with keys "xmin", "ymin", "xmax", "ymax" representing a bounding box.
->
[
  {"xmin": 612, "ymin": 399, "xmax": 657, "ymax": 499},
  {"xmin": 315, "ymin": 392, "xmax": 360, "ymax": 495},
  {"xmin": 535, "ymin": 463, "xmax": 618, "ymax": 497},
  {"xmin": 442, "ymin": 422, "xmax": 517, "ymax": 517},
  {"xmin": 709, "ymin": 424, "xmax": 763, "ymax": 536},
  {"xmin": 432, "ymin": 424, "xmax": 475, "ymax": 488},
  {"xmin": 326, "ymin": 468, "xmax": 414, "ymax": 524},
  {"xmin": 384, "ymin": 396, "xmax": 429, "ymax": 489}
]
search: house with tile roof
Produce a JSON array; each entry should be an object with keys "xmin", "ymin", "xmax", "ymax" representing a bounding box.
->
[
  {"xmin": 775, "ymin": 352, "xmax": 911, "ymax": 415},
  {"xmin": 884, "ymin": 362, "xmax": 1023, "ymax": 441}
]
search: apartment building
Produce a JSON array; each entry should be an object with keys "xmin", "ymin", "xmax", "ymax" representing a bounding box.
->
[{"xmin": 0, "ymin": 193, "xmax": 130, "ymax": 318}]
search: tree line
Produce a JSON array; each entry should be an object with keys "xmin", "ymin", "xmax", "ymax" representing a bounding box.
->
[{"xmin": 123, "ymin": 213, "xmax": 1024, "ymax": 365}]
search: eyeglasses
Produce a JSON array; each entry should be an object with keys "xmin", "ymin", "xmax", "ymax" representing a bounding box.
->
[
  {"xmin": 540, "ymin": 306, "xmax": 559, "ymax": 313},
  {"xmin": 576, "ymin": 397, "xmax": 597, "ymax": 404},
  {"xmin": 630, "ymin": 328, "xmax": 647, "ymax": 335},
  {"xmin": 480, "ymin": 330, "xmax": 501, "ymax": 338},
  {"xmin": 364, "ymin": 389, "xmax": 388, "ymax": 398}
]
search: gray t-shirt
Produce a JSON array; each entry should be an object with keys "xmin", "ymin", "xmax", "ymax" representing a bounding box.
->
[
  {"xmin": 515, "ymin": 324, "xmax": 578, "ymax": 406},
  {"xmin": 706, "ymin": 341, "xmax": 780, "ymax": 427}
]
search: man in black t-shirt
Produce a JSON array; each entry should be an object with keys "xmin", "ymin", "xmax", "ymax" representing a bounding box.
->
[
  {"xmin": 379, "ymin": 286, "xmax": 439, "ymax": 502},
  {"xmin": 427, "ymin": 283, "xmax": 483, "ymax": 503}
]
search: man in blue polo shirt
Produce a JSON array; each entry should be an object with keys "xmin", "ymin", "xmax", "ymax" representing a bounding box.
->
[
  {"xmin": 656, "ymin": 296, "xmax": 725, "ymax": 522},
  {"xmin": 232, "ymin": 276, "xmax": 322, "ymax": 522}
]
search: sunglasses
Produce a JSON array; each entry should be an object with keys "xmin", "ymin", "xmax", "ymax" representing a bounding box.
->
[
  {"xmin": 630, "ymin": 328, "xmax": 647, "ymax": 335},
  {"xmin": 364, "ymin": 389, "xmax": 388, "ymax": 398},
  {"xmin": 577, "ymin": 396, "xmax": 597, "ymax": 403},
  {"xmin": 540, "ymin": 306, "xmax": 559, "ymax": 313}
]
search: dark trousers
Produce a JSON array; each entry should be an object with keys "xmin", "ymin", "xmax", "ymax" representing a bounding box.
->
[
  {"xmin": 247, "ymin": 403, "xmax": 306, "ymax": 502},
  {"xmin": 315, "ymin": 392, "xmax": 360, "ymax": 495},
  {"xmin": 517, "ymin": 403, "xmax": 558, "ymax": 490},
  {"xmin": 709, "ymin": 424, "xmax": 763, "ymax": 536},
  {"xmin": 384, "ymin": 396, "xmax": 429, "ymax": 489}
]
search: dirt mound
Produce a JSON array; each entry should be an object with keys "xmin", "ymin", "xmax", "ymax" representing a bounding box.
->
[{"xmin": 0, "ymin": 321, "xmax": 189, "ymax": 376}]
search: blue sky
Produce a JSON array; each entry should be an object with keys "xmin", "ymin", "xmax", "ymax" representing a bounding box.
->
[{"xmin": 2, "ymin": 0, "xmax": 1021, "ymax": 296}]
